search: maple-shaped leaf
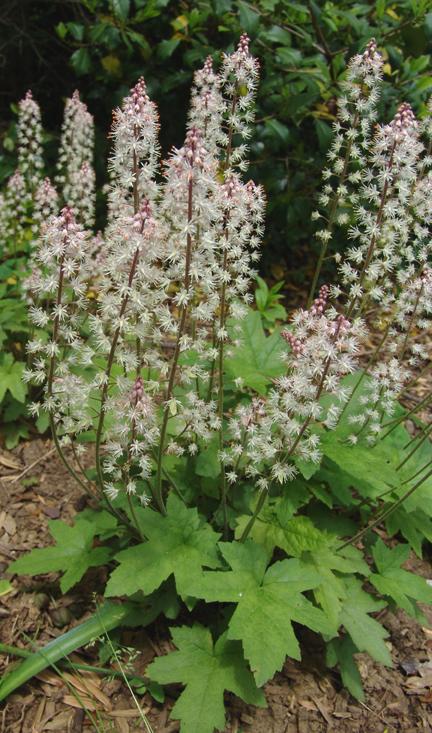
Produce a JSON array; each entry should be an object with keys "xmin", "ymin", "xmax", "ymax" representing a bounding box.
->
[
  {"xmin": 370, "ymin": 539, "xmax": 432, "ymax": 623},
  {"xmin": 105, "ymin": 494, "xmax": 221, "ymax": 599},
  {"xmin": 8, "ymin": 519, "xmax": 112, "ymax": 592},
  {"xmin": 147, "ymin": 624, "xmax": 265, "ymax": 733},
  {"xmin": 339, "ymin": 577, "xmax": 391, "ymax": 666},
  {"xmin": 184, "ymin": 541, "xmax": 333, "ymax": 685},
  {"xmin": 225, "ymin": 309, "xmax": 286, "ymax": 394}
]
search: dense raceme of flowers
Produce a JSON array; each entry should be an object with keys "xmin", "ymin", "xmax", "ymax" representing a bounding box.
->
[
  {"xmin": 56, "ymin": 90, "xmax": 96, "ymax": 227},
  {"xmin": 17, "ymin": 90, "xmax": 44, "ymax": 195},
  {"xmin": 8, "ymin": 38, "xmax": 432, "ymax": 514}
]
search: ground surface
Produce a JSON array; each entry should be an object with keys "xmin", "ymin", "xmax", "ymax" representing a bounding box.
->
[{"xmin": 1, "ymin": 439, "xmax": 432, "ymax": 733}]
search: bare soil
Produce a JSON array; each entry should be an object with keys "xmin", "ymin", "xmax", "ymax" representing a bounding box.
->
[{"xmin": 1, "ymin": 440, "xmax": 432, "ymax": 733}]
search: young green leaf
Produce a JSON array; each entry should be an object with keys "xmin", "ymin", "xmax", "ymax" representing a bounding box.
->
[
  {"xmin": 370, "ymin": 539, "xmax": 432, "ymax": 623},
  {"xmin": 235, "ymin": 506, "xmax": 328, "ymax": 558},
  {"xmin": 8, "ymin": 519, "xmax": 112, "ymax": 592},
  {"xmin": 184, "ymin": 541, "xmax": 333, "ymax": 685},
  {"xmin": 105, "ymin": 494, "xmax": 221, "ymax": 599},
  {"xmin": 326, "ymin": 636, "xmax": 364, "ymax": 701},
  {"xmin": 147, "ymin": 624, "xmax": 265, "ymax": 733}
]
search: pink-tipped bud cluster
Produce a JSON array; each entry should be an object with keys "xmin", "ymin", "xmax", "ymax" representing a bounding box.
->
[
  {"xmin": 33, "ymin": 177, "xmax": 58, "ymax": 230},
  {"xmin": 180, "ymin": 127, "xmax": 207, "ymax": 169},
  {"xmin": 125, "ymin": 77, "xmax": 150, "ymax": 117},
  {"xmin": 331, "ymin": 314, "xmax": 351, "ymax": 337},
  {"xmin": 281, "ymin": 330, "xmax": 304, "ymax": 357},
  {"xmin": 131, "ymin": 376, "xmax": 144, "ymax": 405},
  {"xmin": 310, "ymin": 284, "xmax": 329, "ymax": 316},
  {"xmin": 362, "ymin": 39, "xmax": 381, "ymax": 66},
  {"xmin": 222, "ymin": 175, "xmax": 242, "ymax": 201},
  {"xmin": 238, "ymin": 33, "xmax": 250, "ymax": 56},
  {"xmin": 132, "ymin": 198, "xmax": 154, "ymax": 232},
  {"xmin": 347, "ymin": 37, "xmax": 383, "ymax": 86},
  {"xmin": 388, "ymin": 102, "xmax": 418, "ymax": 142}
]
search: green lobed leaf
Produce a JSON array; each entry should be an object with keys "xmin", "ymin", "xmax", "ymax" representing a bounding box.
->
[
  {"xmin": 105, "ymin": 494, "xmax": 221, "ymax": 599},
  {"xmin": 8, "ymin": 519, "xmax": 112, "ymax": 592},
  {"xmin": 147, "ymin": 624, "xmax": 265, "ymax": 733},
  {"xmin": 300, "ymin": 545, "xmax": 369, "ymax": 633},
  {"xmin": 369, "ymin": 538, "xmax": 432, "ymax": 622},
  {"xmin": 184, "ymin": 541, "xmax": 333, "ymax": 685},
  {"xmin": 235, "ymin": 504, "xmax": 329, "ymax": 558},
  {"xmin": 225, "ymin": 309, "xmax": 286, "ymax": 394}
]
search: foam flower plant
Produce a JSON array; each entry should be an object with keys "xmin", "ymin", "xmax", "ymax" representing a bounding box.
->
[{"xmin": 5, "ymin": 37, "xmax": 432, "ymax": 733}]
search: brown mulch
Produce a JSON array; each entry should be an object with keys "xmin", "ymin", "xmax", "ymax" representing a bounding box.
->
[{"xmin": 1, "ymin": 440, "xmax": 432, "ymax": 733}]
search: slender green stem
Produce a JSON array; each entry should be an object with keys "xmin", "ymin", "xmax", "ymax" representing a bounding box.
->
[
  {"xmin": 380, "ymin": 391, "xmax": 432, "ymax": 439},
  {"xmin": 397, "ymin": 422, "xmax": 432, "ymax": 471},
  {"xmin": 399, "ymin": 361, "xmax": 432, "ymax": 397},
  {"xmin": 337, "ymin": 466, "xmax": 432, "ymax": 551},
  {"xmin": 401, "ymin": 457, "xmax": 432, "ymax": 485},
  {"xmin": 240, "ymin": 485, "xmax": 268, "ymax": 543}
]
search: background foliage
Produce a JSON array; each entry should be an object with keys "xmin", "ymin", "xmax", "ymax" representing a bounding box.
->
[{"xmin": 1, "ymin": 0, "xmax": 432, "ymax": 278}]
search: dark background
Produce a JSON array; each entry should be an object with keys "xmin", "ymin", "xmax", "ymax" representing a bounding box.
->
[{"xmin": 1, "ymin": 0, "xmax": 431, "ymax": 282}]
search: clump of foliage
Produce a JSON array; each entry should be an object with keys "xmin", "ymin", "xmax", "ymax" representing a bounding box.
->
[{"xmin": 2, "ymin": 36, "xmax": 432, "ymax": 733}]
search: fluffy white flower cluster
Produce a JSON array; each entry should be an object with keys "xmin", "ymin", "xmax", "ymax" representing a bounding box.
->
[
  {"xmin": 312, "ymin": 43, "xmax": 432, "ymax": 444},
  {"xmin": 24, "ymin": 37, "xmax": 264, "ymax": 509},
  {"xmin": 0, "ymin": 88, "xmax": 97, "ymax": 252},
  {"xmin": 17, "ymin": 91, "xmax": 44, "ymax": 194},
  {"xmin": 227, "ymin": 288, "xmax": 361, "ymax": 484},
  {"xmin": 56, "ymin": 90, "xmax": 96, "ymax": 227}
]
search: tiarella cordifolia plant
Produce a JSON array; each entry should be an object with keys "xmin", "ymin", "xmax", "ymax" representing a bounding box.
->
[{"xmin": 5, "ymin": 38, "xmax": 432, "ymax": 733}]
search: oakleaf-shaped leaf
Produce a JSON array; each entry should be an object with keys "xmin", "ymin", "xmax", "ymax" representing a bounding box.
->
[
  {"xmin": 8, "ymin": 519, "xmax": 112, "ymax": 592},
  {"xmin": 370, "ymin": 539, "xmax": 432, "ymax": 623},
  {"xmin": 147, "ymin": 624, "xmax": 265, "ymax": 733},
  {"xmin": 184, "ymin": 541, "xmax": 333, "ymax": 685},
  {"xmin": 105, "ymin": 494, "xmax": 221, "ymax": 599}
]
